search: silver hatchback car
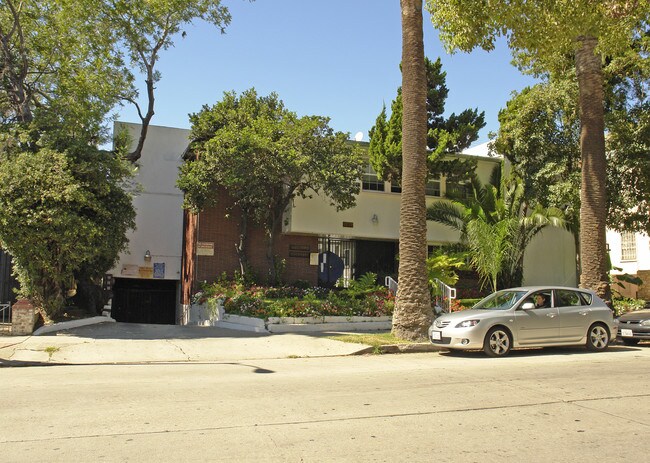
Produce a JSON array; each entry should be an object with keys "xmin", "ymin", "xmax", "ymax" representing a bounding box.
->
[{"xmin": 428, "ymin": 286, "xmax": 618, "ymax": 357}]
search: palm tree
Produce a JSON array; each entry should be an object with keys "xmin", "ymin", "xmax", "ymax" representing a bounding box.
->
[
  {"xmin": 427, "ymin": 168, "xmax": 565, "ymax": 291},
  {"xmin": 392, "ymin": 0, "xmax": 432, "ymax": 341},
  {"xmin": 575, "ymin": 37, "xmax": 611, "ymax": 305}
]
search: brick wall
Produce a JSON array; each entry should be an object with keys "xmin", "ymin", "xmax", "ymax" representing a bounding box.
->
[
  {"xmin": 195, "ymin": 189, "xmax": 318, "ymax": 286},
  {"xmin": 637, "ymin": 270, "xmax": 650, "ymax": 300},
  {"xmin": 11, "ymin": 299, "xmax": 36, "ymax": 335}
]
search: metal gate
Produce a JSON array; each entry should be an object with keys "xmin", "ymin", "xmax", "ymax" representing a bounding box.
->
[
  {"xmin": 111, "ymin": 278, "xmax": 177, "ymax": 324},
  {"xmin": 318, "ymin": 238, "xmax": 355, "ymax": 287}
]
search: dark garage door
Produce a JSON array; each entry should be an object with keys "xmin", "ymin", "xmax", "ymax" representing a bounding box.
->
[{"xmin": 111, "ymin": 278, "xmax": 177, "ymax": 325}]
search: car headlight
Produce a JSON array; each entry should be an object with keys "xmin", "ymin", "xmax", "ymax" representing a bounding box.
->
[
  {"xmin": 456, "ymin": 319, "xmax": 480, "ymax": 328},
  {"xmin": 641, "ymin": 320, "xmax": 650, "ymax": 327}
]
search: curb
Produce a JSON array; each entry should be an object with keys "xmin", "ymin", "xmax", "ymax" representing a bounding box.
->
[
  {"xmin": 33, "ymin": 316, "xmax": 115, "ymax": 336},
  {"xmin": 352, "ymin": 343, "xmax": 446, "ymax": 355}
]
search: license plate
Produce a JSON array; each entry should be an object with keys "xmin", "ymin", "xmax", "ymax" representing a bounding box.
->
[
  {"xmin": 621, "ymin": 329, "xmax": 633, "ymax": 337},
  {"xmin": 431, "ymin": 331, "xmax": 441, "ymax": 341}
]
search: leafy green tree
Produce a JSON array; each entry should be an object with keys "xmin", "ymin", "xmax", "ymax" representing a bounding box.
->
[
  {"xmin": 426, "ymin": 0, "xmax": 650, "ymax": 305},
  {"xmin": 392, "ymin": 0, "xmax": 432, "ymax": 341},
  {"xmin": 427, "ymin": 168, "xmax": 566, "ymax": 290},
  {"xmin": 0, "ymin": 0, "xmax": 130, "ymax": 134},
  {"xmin": 178, "ymin": 89, "xmax": 364, "ymax": 285},
  {"xmin": 1, "ymin": 0, "xmax": 231, "ymax": 154},
  {"xmin": 368, "ymin": 57, "xmax": 485, "ymax": 185},
  {"xmin": 0, "ymin": 137, "xmax": 135, "ymax": 319}
]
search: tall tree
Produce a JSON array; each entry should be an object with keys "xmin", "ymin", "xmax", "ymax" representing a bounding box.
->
[
  {"xmin": 392, "ymin": 0, "xmax": 432, "ymax": 341},
  {"xmin": 105, "ymin": 0, "xmax": 231, "ymax": 162},
  {"xmin": 178, "ymin": 89, "xmax": 364, "ymax": 285},
  {"xmin": 426, "ymin": 0, "xmax": 650, "ymax": 305},
  {"xmin": 0, "ymin": 0, "xmax": 232, "ymax": 316},
  {"xmin": 368, "ymin": 57, "xmax": 485, "ymax": 185}
]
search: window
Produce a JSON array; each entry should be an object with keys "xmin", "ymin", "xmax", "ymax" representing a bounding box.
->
[
  {"xmin": 362, "ymin": 164, "xmax": 384, "ymax": 191},
  {"xmin": 555, "ymin": 290, "xmax": 583, "ymax": 307},
  {"xmin": 445, "ymin": 179, "xmax": 470, "ymax": 199},
  {"xmin": 390, "ymin": 181, "xmax": 401, "ymax": 193},
  {"xmin": 621, "ymin": 232, "xmax": 637, "ymax": 261},
  {"xmin": 425, "ymin": 176, "xmax": 441, "ymax": 197}
]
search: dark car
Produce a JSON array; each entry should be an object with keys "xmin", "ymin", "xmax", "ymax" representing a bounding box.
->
[{"xmin": 617, "ymin": 305, "xmax": 650, "ymax": 346}]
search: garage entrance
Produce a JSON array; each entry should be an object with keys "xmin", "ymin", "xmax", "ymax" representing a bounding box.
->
[{"xmin": 111, "ymin": 278, "xmax": 177, "ymax": 324}]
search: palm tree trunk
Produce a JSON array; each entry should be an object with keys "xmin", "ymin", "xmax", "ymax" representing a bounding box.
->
[
  {"xmin": 575, "ymin": 36, "xmax": 612, "ymax": 306},
  {"xmin": 392, "ymin": 0, "xmax": 432, "ymax": 341}
]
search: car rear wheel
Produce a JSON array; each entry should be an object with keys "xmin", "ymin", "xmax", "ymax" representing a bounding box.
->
[
  {"xmin": 483, "ymin": 327, "xmax": 512, "ymax": 357},
  {"xmin": 586, "ymin": 323, "xmax": 609, "ymax": 351},
  {"xmin": 622, "ymin": 338, "xmax": 640, "ymax": 346}
]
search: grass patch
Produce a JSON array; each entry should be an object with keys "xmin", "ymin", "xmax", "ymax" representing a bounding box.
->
[
  {"xmin": 43, "ymin": 346, "xmax": 60, "ymax": 360},
  {"xmin": 328, "ymin": 332, "xmax": 420, "ymax": 348}
]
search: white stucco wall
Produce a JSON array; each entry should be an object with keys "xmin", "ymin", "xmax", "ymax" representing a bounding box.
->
[
  {"xmin": 607, "ymin": 230, "xmax": 650, "ymax": 274},
  {"xmin": 523, "ymin": 227, "xmax": 577, "ymax": 286},
  {"xmin": 109, "ymin": 123, "xmax": 190, "ymax": 281},
  {"xmin": 285, "ymin": 156, "xmax": 500, "ymax": 244}
]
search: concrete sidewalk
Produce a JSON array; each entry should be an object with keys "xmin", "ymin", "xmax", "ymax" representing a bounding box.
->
[{"xmin": 0, "ymin": 320, "xmax": 425, "ymax": 366}]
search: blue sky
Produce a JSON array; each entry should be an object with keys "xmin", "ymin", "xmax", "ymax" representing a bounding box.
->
[{"xmin": 116, "ymin": 0, "xmax": 538, "ymax": 146}]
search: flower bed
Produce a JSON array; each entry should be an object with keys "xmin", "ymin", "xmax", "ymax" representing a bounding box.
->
[{"xmin": 192, "ymin": 276, "xmax": 395, "ymax": 322}]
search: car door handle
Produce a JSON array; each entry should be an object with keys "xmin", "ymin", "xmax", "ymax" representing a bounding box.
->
[
  {"xmin": 579, "ymin": 311, "xmax": 589, "ymax": 316},
  {"xmin": 546, "ymin": 313, "xmax": 556, "ymax": 318}
]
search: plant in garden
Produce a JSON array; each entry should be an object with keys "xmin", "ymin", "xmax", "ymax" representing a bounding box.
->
[{"xmin": 427, "ymin": 167, "xmax": 565, "ymax": 291}]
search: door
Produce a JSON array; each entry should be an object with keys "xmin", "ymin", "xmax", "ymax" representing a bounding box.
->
[
  {"xmin": 515, "ymin": 291, "xmax": 560, "ymax": 345},
  {"xmin": 555, "ymin": 289, "xmax": 591, "ymax": 341}
]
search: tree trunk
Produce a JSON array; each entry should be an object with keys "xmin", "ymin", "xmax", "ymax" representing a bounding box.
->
[
  {"xmin": 392, "ymin": 0, "xmax": 433, "ymax": 341},
  {"xmin": 235, "ymin": 213, "xmax": 250, "ymax": 277},
  {"xmin": 575, "ymin": 36, "xmax": 612, "ymax": 306}
]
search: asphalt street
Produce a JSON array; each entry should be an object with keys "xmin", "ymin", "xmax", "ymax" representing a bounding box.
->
[{"xmin": 1, "ymin": 343, "xmax": 649, "ymax": 462}]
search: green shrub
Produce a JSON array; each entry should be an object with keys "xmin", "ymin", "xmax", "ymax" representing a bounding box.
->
[{"xmin": 613, "ymin": 297, "xmax": 646, "ymax": 317}]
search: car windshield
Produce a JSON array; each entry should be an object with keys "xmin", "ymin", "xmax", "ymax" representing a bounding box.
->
[{"xmin": 473, "ymin": 290, "xmax": 528, "ymax": 311}]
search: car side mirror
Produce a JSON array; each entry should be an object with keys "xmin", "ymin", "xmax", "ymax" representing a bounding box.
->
[{"xmin": 520, "ymin": 302, "xmax": 535, "ymax": 310}]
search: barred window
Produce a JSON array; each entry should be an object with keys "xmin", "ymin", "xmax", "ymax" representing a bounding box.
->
[
  {"xmin": 362, "ymin": 164, "xmax": 385, "ymax": 192},
  {"xmin": 621, "ymin": 232, "xmax": 637, "ymax": 261},
  {"xmin": 426, "ymin": 176, "xmax": 441, "ymax": 197}
]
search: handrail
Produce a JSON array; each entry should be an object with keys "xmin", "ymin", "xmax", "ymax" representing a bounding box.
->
[
  {"xmin": 0, "ymin": 302, "xmax": 11, "ymax": 324},
  {"xmin": 433, "ymin": 279, "xmax": 456, "ymax": 313},
  {"xmin": 384, "ymin": 276, "xmax": 398, "ymax": 295}
]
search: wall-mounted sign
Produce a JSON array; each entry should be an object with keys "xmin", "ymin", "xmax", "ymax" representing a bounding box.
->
[
  {"xmin": 153, "ymin": 263, "xmax": 165, "ymax": 279},
  {"xmin": 197, "ymin": 241, "xmax": 214, "ymax": 256},
  {"xmin": 139, "ymin": 266, "xmax": 153, "ymax": 278},
  {"xmin": 121, "ymin": 264, "xmax": 139, "ymax": 277}
]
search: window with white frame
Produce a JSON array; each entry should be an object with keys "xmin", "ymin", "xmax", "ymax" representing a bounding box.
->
[
  {"xmin": 621, "ymin": 232, "xmax": 637, "ymax": 261},
  {"xmin": 362, "ymin": 164, "xmax": 385, "ymax": 191}
]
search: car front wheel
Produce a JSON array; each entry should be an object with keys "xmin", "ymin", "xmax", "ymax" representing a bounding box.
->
[
  {"xmin": 483, "ymin": 327, "xmax": 512, "ymax": 357},
  {"xmin": 586, "ymin": 323, "xmax": 609, "ymax": 351}
]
